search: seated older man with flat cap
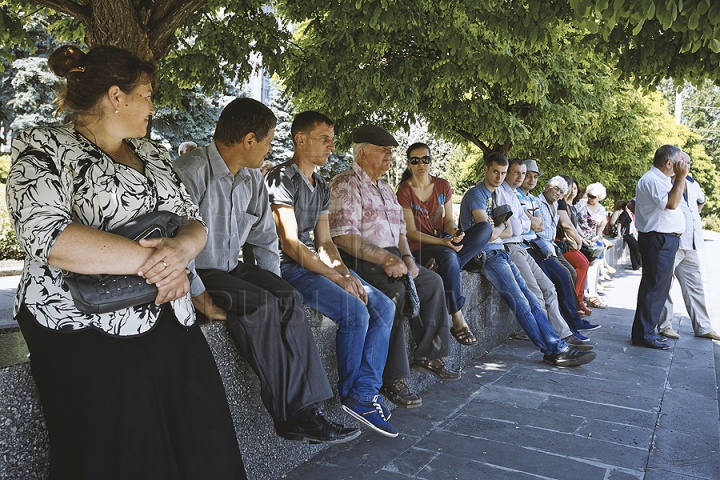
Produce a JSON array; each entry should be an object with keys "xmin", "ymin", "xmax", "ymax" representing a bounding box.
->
[{"xmin": 328, "ymin": 124, "xmax": 458, "ymax": 409}]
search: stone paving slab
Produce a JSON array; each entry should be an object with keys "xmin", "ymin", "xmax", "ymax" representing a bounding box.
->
[{"xmin": 286, "ymin": 234, "xmax": 720, "ymax": 479}]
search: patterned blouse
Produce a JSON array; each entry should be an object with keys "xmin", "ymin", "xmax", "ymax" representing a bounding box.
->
[
  {"xmin": 329, "ymin": 161, "xmax": 406, "ymax": 249},
  {"xmin": 575, "ymin": 200, "xmax": 607, "ymax": 240},
  {"xmin": 7, "ymin": 125, "xmax": 201, "ymax": 337}
]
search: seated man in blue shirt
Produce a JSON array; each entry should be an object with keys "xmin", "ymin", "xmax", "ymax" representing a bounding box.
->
[
  {"xmin": 266, "ymin": 111, "xmax": 397, "ymax": 437},
  {"xmin": 175, "ymin": 98, "xmax": 359, "ymax": 444},
  {"xmin": 459, "ymin": 153, "xmax": 595, "ymax": 367}
]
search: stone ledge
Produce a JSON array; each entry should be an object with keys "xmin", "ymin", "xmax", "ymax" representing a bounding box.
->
[{"xmin": 0, "ymin": 241, "xmax": 629, "ymax": 479}]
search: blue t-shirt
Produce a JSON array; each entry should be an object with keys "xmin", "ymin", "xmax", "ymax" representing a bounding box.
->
[{"xmin": 459, "ymin": 183, "xmax": 502, "ymax": 251}]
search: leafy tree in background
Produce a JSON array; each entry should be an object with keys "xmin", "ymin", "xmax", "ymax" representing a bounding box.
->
[
  {"xmin": 2, "ymin": 0, "xmax": 289, "ymax": 106},
  {"xmin": 277, "ymin": 0, "xmax": 611, "ymax": 159},
  {"xmin": 268, "ymin": 81, "xmax": 296, "ymax": 166},
  {"xmin": 572, "ymin": 0, "xmax": 720, "ymax": 86}
]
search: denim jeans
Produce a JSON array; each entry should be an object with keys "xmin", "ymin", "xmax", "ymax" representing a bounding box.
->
[
  {"xmin": 281, "ymin": 263, "xmax": 394, "ymax": 402},
  {"xmin": 413, "ymin": 222, "xmax": 493, "ymax": 315},
  {"xmin": 527, "ymin": 250, "xmax": 585, "ymax": 331},
  {"xmin": 481, "ymin": 249, "xmax": 567, "ymax": 356}
]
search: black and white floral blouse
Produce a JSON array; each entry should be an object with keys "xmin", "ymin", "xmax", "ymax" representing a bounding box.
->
[{"xmin": 7, "ymin": 125, "xmax": 201, "ymax": 337}]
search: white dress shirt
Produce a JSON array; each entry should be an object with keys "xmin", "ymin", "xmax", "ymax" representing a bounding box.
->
[{"xmin": 634, "ymin": 167, "xmax": 685, "ymax": 235}]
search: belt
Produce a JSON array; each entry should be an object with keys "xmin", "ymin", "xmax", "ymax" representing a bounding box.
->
[
  {"xmin": 504, "ymin": 242, "xmax": 523, "ymax": 245},
  {"xmin": 644, "ymin": 231, "xmax": 682, "ymax": 237}
]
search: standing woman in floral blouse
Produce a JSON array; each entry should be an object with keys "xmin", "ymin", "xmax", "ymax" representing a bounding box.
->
[{"xmin": 6, "ymin": 45, "xmax": 246, "ymax": 479}]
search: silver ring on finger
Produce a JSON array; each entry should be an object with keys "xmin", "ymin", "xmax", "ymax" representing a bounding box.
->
[{"xmin": 161, "ymin": 260, "xmax": 168, "ymax": 269}]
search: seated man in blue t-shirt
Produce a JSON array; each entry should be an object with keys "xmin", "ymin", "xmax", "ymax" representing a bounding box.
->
[{"xmin": 459, "ymin": 152, "xmax": 596, "ymax": 367}]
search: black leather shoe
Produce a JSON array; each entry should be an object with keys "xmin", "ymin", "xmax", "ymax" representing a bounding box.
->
[
  {"xmin": 543, "ymin": 348, "xmax": 596, "ymax": 367},
  {"xmin": 632, "ymin": 339, "xmax": 671, "ymax": 350},
  {"xmin": 275, "ymin": 407, "xmax": 361, "ymax": 444},
  {"xmin": 380, "ymin": 378, "xmax": 422, "ymax": 408}
]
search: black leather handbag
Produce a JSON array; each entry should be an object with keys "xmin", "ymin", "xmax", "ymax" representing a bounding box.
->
[{"xmin": 63, "ymin": 211, "xmax": 188, "ymax": 314}]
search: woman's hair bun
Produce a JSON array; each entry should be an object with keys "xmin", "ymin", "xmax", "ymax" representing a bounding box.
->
[{"xmin": 47, "ymin": 45, "xmax": 85, "ymax": 78}]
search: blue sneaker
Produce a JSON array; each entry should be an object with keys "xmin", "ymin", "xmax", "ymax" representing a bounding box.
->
[
  {"xmin": 571, "ymin": 330, "xmax": 590, "ymax": 342},
  {"xmin": 576, "ymin": 321, "xmax": 601, "ymax": 332},
  {"xmin": 342, "ymin": 395, "xmax": 398, "ymax": 438}
]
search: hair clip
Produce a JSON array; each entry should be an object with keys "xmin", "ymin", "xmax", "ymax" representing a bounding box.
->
[{"xmin": 68, "ymin": 66, "xmax": 85, "ymax": 73}]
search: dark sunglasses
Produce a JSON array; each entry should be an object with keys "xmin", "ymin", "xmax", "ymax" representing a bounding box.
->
[
  {"xmin": 587, "ymin": 194, "xmax": 597, "ymax": 200},
  {"xmin": 409, "ymin": 156, "xmax": 432, "ymax": 165}
]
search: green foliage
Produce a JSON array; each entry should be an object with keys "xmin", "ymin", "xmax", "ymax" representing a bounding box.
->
[
  {"xmin": 702, "ymin": 213, "xmax": 720, "ymax": 233},
  {"xmin": 152, "ymin": 83, "xmax": 246, "ymax": 157},
  {"xmin": 10, "ymin": 55, "xmax": 64, "ymax": 130},
  {"xmin": 0, "ymin": 184, "xmax": 24, "ymax": 260},
  {"xmin": 3, "ymin": 1, "xmax": 290, "ymax": 109},
  {"xmin": 268, "ymin": 80, "xmax": 296, "ymax": 166},
  {"xmin": 573, "ymin": 0, "xmax": 720, "ymax": 85},
  {"xmin": 0, "ymin": 154, "xmax": 10, "ymax": 183},
  {"xmin": 277, "ymin": 1, "xmax": 600, "ymax": 157}
]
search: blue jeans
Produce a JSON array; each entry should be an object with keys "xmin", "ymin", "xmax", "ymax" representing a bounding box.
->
[
  {"xmin": 481, "ymin": 250, "xmax": 567, "ymax": 356},
  {"xmin": 527, "ymin": 250, "xmax": 585, "ymax": 331},
  {"xmin": 281, "ymin": 263, "xmax": 395, "ymax": 402},
  {"xmin": 413, "ymin": 222, "xmax": 493, "ymax": 314}
]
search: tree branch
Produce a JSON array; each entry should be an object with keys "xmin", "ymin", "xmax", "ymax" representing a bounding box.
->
[
  {"xmin": 456, "ymin": 129, "xmax": 490, "ymax": 156},
  {"xmin": 31, "ymin": 0, "xmax": 90, "ymax": 21},
  {"xmin": 147, "ymin": 0, "xmax": 210, "ymax": 58}
]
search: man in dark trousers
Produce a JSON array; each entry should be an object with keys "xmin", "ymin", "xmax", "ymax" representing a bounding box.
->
[
  {"xmin": 175, "ymin": 97, "xmax": 359, "ymax": 444},
  {"xmin": 631, "ymin": 145, "xmax": 688, "ymax": 349}
]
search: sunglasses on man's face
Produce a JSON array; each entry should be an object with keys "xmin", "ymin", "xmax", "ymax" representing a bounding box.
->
[
  {"xmin": 409, "ymin": 156, "xmax": 432, "ymax": 165},
  {"xmin": 587, "ymin": 194, "xmax": 597, "ymax": 200}
]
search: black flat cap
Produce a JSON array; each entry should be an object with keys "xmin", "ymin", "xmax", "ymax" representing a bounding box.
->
[{"xmin": 352, "ymin": 124, "xmax": 399, "ymax": 146}]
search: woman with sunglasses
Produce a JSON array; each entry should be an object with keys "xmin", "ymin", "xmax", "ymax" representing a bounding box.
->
[{"xmin": 396, "ymin": 143, "xmax": 492, "ymax": 345}]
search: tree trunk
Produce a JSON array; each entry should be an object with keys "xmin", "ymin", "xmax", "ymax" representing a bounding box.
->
[
  {"xmin": 32, "ymin": 0, "xmax": 210, "ymax": 62},
  {"xmin": 85, "ymin": 1, "xmax": 154, "ymax": 61}
]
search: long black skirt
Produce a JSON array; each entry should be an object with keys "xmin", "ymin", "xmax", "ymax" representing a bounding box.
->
[{"xmin": 16, "ymin": 303, "xmax": 247, "ymax": 480}]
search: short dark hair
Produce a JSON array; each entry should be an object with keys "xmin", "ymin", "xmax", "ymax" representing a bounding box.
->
[
  {"xmin": 214, "ymin": 97, "xmax": 277, "ymax": 146},
  {"xmin": 485, "ymin": 152, "xmax": 508, "ymax": 167},
  {"xmin": 653, "ymin": 145, "xmax": 681, "ymax": 168},
  {"xmin": 508, "ymin": 157, "xmax": 524, "ymax": 167},
  {"xmin": 406, "ymin": 142, "xmax": 430, "ymax": 158},
  {"xmin": 291, "ymin": 111, "xmax": 334, "ymax": 145},
  {"xmin": 47, "ymin": 45, "xmax": 156, "ymax": 118}
]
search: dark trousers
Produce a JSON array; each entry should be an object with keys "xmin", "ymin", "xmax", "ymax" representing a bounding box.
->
[
  {"xmin": 527, "ymin": 251, "xmax": 584, "ymax": 330},
  {"xmin": 198, "ymin": 263, "xmax": 333, "ymax": 421},
  {"xmin": 632, "ymin": 232, "xmax": 680, "ymax": 343},
  {"xmin": 413, "ymin": 222, "xmax": 493, "ymax": 314},
  {"xmin": 623, "ymin": 234, "xmax": 642, "ymax": 270},
  {"xmin": 341, "ymin": 247, "xmax": 451, "ymax": 383}
]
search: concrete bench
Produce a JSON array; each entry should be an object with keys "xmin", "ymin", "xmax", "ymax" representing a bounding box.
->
[{"xmin": 0, "ymin": 243, "xmax": 629, "ymax": 479}]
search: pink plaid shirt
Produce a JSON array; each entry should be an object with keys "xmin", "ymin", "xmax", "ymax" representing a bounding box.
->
[{"xmin": 329, "ymin": 161, "xmax": 406, "ymax": 248}]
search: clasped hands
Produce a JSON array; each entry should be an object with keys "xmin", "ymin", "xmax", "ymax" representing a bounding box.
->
[{"xmin": 136, "ymin": 236, "xmax": 193, "ymax": 305}]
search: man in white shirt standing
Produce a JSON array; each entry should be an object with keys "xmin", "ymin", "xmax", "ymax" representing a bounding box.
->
[
  {"xmin": 657, "ymin": 161, "xmax": 720, "ymax": 341},
  {"xmin": 632, "ymin": 145, "xmax": 689, "ymax": 349}
]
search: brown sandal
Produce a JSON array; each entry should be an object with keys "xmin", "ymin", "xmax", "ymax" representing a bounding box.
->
[{"xmin": 451, "ymin": 326, "xmax": 477, "ymax": 346}]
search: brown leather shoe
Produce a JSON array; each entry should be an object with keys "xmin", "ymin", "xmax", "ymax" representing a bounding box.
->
[
  {"xmin": 380, "ymin": 379, "xmax": 422, "ymax": 408},
  {"xmin": 411, "ymin": 358, "xmax": 461, "ymax": 380}
]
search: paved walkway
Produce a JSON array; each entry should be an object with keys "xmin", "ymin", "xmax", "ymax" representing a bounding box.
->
[{"xmin": 286, "ymin": 232, "xmax": 720, "ymax": 480}]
